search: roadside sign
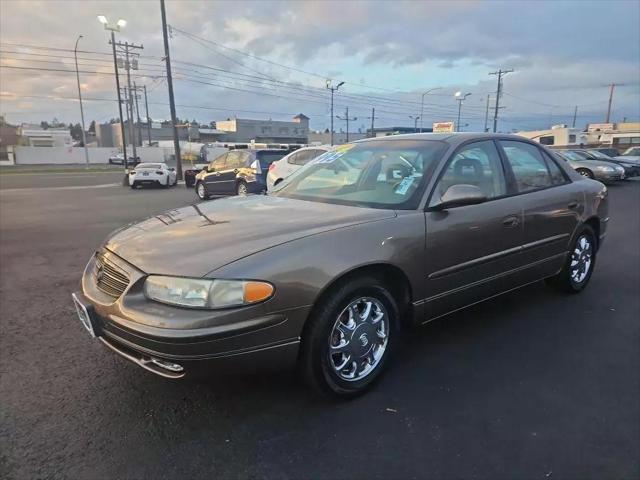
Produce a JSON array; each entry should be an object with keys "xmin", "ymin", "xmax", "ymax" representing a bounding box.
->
[{"xmin": 433, "ymin": 122, "xmax": 455, "ymax": 133}]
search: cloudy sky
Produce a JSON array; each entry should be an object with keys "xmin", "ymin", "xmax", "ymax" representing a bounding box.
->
[{"xmin": 1, "ymin": 0, "xmax": 639, "ymax": 133}]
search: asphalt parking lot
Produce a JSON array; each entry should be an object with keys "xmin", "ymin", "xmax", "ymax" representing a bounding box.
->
[{"xmin": 0, "ymin": 173, "xmax": 638, "ymax": 479}]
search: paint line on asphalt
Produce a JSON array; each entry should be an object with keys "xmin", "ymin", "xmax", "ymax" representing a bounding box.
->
[{"xmin": 0, "ymin": 183, "xmax": 122, "ymax": 193}]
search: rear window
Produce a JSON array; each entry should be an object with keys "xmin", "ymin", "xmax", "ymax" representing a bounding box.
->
[
  {"xmin": 256, "ymin": 151, "xmax": 287, "ymax": 168},
  {"xmin": 136, "ymin": 163, "xmax": 162, "ymax": 169}
]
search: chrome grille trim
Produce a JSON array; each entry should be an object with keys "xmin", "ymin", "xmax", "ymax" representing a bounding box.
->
[{"xmin": 95, "ymin": 253, "xmax": 130, "ymax": 298}]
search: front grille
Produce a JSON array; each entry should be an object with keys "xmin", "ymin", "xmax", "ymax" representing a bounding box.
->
[{"xmin": 95, "ymin": 253, "xmax": 130, "ymax": 298}]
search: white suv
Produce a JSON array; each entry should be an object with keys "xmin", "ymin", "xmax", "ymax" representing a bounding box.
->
[{"xmin": 266, "ymin": 146, "xmax": 330, "ymax": 191}]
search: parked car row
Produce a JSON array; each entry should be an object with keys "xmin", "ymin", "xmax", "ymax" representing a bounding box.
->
[
  {"xmin": 553, "ymin": 148, "xmax": 640, "ymax": 183},
  {"xmin": 74, "ymin": 133, "xmax": 609, "ymax": 397}
]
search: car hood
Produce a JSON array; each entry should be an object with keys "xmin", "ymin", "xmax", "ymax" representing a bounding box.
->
[
  {"xmin": 105, "ymin": 195, "xmax": 396, "ymax": 277},
  {"xmin": 614, "ymin": 156, "xmax": 640, "ymax": 164}
]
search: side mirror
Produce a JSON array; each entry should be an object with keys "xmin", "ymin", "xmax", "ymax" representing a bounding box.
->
[{"xmin": 431, "ymin": 184, "xmax": 487, "ymax": 210}]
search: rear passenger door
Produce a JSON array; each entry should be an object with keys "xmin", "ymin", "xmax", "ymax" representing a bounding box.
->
[
  {"xmin": 498, "ymin": 140, "xmax": 581, "ymax": 283},
  {"xmin": 424, "ymin": 140, "xmax": 524, "ymax": 320}
]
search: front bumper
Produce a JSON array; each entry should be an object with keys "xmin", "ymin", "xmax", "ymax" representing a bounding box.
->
[
  {"xmin": 593, "ymin": 170, "xmax": 624, "ymax": 183},
  {"xmin": 74, "ymin": 251, "xmax": 305, "ymax": 379}
]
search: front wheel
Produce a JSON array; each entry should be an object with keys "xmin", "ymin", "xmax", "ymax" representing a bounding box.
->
[
  {"xmin": 299, "ymin": 276, "xmax": 398, "ymax": 398},
  {"xmin": 576, "ymin": 168, "xmax": 594, "ymax": 179},
  {"xmin": 546, "ymin": 225, "xmax": 596, "ymax": 293},
  {"xmin": 196, "ymin": 181, "xmax": 209, "ymax": 200},
  {"xmin": 130, "ymin": 181, "xmax": 137, "ymax": 189}
]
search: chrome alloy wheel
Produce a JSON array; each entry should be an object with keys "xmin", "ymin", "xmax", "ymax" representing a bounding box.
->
[
  {"xmin": 197, "ymin": 182, "xmax": 207, "ymax": 199},
  {"xmin": 571, "ymin": 235, "xmax": 593, "ymax": 284},
  {"xmin": 237, "ymin": 182, "xmax": 248, "ymax": 196},
  {"xmin": 328, "ymin": 297, "xmax": 389, "ymax": 382}
]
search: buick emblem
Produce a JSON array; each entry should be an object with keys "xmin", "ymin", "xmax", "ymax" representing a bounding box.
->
[{"xmin": 359, "ymin": 333, "xmax": 369, "ymax": 347}]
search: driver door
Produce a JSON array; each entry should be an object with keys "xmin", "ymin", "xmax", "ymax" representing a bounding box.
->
[
  {"xmin": 204, "ymin": 153, "xmax": 228, "ymax": 194},
  {"xmin": 423, "ymin": 140, "xmax": 524, "ymax": 320}
]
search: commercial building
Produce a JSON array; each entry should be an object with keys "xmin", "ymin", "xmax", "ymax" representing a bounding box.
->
[
  {"xmin": 516, "ymin": 125, "xmax": 587, "ymax": 148},
  {"xmin": 368, "ymin": 126, "xmax": 431, "ymax": 137},
  {"xmin": 516, "ymin": 122, "xmax": 640, "ymax": 151},
  {"xmin": 18, "ymin": 126, "xmax": 72, "ymax": 147},
  {"xmin": 215, "ymin": 114, "xmax": 309, "ymax": 143}
]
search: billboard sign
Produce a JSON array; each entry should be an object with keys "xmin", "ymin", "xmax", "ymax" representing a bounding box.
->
[{"xmin": 432, "ymin": 121, "xmax": 455, "ymax": 133}]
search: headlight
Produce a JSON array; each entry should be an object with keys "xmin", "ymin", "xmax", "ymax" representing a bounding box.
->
[
  {"xmin": 595, "ymin": 166, "xmax": 614, "ymax": 172},
  {"xmin": 144, "ymin": 276, "xmax": 274, "ymax": 309}
]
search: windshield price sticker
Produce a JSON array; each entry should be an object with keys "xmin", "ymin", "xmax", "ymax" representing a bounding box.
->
[
  {"xmin": 310, "ymin": 144, "xmax": 355, "ymax": 165},
  {"xmin": 395, "ymin": 176, "xmax": 416, "ymax": 195}
]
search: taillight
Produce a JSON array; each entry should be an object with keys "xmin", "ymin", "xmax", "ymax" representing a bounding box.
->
[
  {"xmin": 156, "ymin": 170, "xmax": 163, "ymax": 175},
  {"xmin": 268, "ymin": 163, "xmax": 276, "ymax": 171}
]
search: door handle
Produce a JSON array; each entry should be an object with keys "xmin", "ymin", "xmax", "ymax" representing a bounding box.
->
[
  {"xmin": 233, "ymin": 169, "xmax": 239, "ymax": 174},
  {"xmin": 502, "ymin": 215, "xmax": 520, "ymax": 228},
  {"xmin": 568, "ymin": 201, "xmax": 579, "ymax": 210},
  {"xmin": 214, "ymin": 172, "xmax": 221, "ymax": 176}
]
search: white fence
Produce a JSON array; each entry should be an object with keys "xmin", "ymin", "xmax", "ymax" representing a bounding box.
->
[{"xmin": 13, "ymin": 146, "xmax": 175, "ymax": 165}]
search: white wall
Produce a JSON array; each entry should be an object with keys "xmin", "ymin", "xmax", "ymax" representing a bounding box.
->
[{"xmin": 13, "ymin": 146, "xmax": 174, "ymax": 165}]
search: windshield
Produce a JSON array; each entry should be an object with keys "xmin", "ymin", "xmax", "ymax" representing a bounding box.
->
[
  {"xmin": 623, "ymin": 147, "xmax": 640, "ymax": 156},
  {"xmin": 272, "ymin": 140, "xmax": 448, "ymax": 209},
  {"xmin": 561, "ymin": 151, "xmax": 588, "ymax": 161},
  {"xmin": 587, "ymin": 150, "xmax": 611, "ymax": 159}
]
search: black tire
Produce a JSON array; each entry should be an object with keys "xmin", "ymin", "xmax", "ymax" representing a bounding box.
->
[
  {"xmin": 576, "ymin": 168, "xmax": 594, "ymax": 179},
  {"xmin": 130, "ymin": 182, "xmax": 137, "ymax": 189},
  {"xmin": 546, "ymin": 225, "xmax": 597, "ymax": 293},
  {"xmin": 299, "ymin": 276, "xmax": 399, "ymax": 398},
  {"xmin": 236, "ymin": 180, "xmax": 248, "ymax": 196},
  {"xmin": 196, "ymin": 181, "xmax": 209, "ymax": 200}
]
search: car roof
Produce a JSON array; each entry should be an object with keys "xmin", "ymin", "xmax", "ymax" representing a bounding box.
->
[{"xmin": 352, "ymin": 132, "xmax": 533, "ymax": 146}]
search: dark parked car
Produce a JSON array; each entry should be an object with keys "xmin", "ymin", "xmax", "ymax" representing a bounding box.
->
[
  {"xmin": 569, "ymin": 149, "xmax": 639, "ymax": 178},
  {"xmin": 194, "ymin": 149, "xmax": 287, "ymax": 199},
  {"xmin": 73, "ymin": 133, "xmax": 608, "ymax": 397},
  {"xmin": 590, "ymin": 148, "xmax": 620, "ymax": 158},
  {"xmin": 108, "ymin": 153, "xmax": 140, "ymax": 166}
]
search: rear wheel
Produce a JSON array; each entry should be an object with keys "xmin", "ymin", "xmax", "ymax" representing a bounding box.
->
[
  {"xmin": 130, "ymin": 181, "xmax": 137, "ymax": 189},
  {"xmin": 299, "ymin": 276, "xmax": 398, "ymax": 398},
  {"xmin": 576, "ymin": 168, "xmax": 594, "ymax": 179},
  {"xmin": 196, "ymin": 181, "xmax": 209, "ymax": 200},
  {"xmin": 236, "ymin": 180, "xmax": 248, "ymax": 196},
  {"xmin": 546, "ymin": 225, "xmax": 596, "ymax": 293}
]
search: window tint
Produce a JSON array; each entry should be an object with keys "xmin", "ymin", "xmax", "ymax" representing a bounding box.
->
[
  {"xmin": 286, "ymin": 151, "xmax": 300, "ymax": 165},
  {"xmin": 501, "ymin": 141, "xmax": 554, "ymax": 192},
  {"xmin": 433, "ymin": 140, "xmax": 506, "ymax": 203},
  {"xmin": 256, "ymin": 151, "xmax": 287, "ymax": 168}
]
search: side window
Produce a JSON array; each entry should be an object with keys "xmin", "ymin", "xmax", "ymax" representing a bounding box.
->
[
  {"xmin": 287, "ymin": 151, "xmax": 300, "ymax": 165},
  {"xmin": 500, "ymin": 141, "xmax": 553, "ymax": 192},
  {"xmin": 225, "ymin": 151, "xmax": 243, "ymax": 169},
  {"xmin": 211, "ymin": 153, "xmax": 227, "ymax": 170},
  {"xmin": 542, "ymin": 151, "xmax": 568, "ymax": 185},
  {"xmin": 303, "ymin": 149, "xmax": 326, "ymax": 165},
  {"xmin": 433, "ymin": 140, "xmax": 506, "ymax": 203}
]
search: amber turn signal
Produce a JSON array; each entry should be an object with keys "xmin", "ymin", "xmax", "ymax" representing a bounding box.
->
[{"xmin": 243, "ymin": 281, "xmax": 274, "ymax": 303}]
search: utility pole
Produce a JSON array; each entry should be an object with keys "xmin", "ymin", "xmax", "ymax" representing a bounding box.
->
[
  {"xmin": 605, "ymin": 83, "xmax": 616, "ymax": 123},
  {"xmin": 161, "ymin": 0, "xmax": 182, "ymax": 180},
  {"xmin": 112, "ymin": 40, "xmax": 143, "ymax": 162},
  {"xmin": 74, "ymin": 35, "xmax": 90, "ymax": 167},
  {"xmin": 133, "ymin": 82, "xmax": 142, "ymax": 146},
  {"xmin": 336, "ymin": 107, "xmax": 357, "ymax": 143},
  {"xmin": 489, "ymin": 68, "xmax": 513, "ymax": 132},
  {"xmin": 484, "ymin": 94, "xmax": 491, "ymax": 132},
  {"xmin": 365, "ymin": 107, "xmax": 378, "ymax": 138},
  {"xmin": 143, "ymin": 85, "xmax": 152, "ymax": 146},
  {"xmin": 326, "ymin": 80, "xmax": 345, "ymax": 146},
  {"xmin": 572, "ymin": 105, "xmax": 578, "ymax": 128},
  {"xmin": 108, "ymin": 30, "xmax": 127, "ymax": 167},
  {"xmin": 455, "ymin": 92, "xmax": 471, "ymax": 132}
]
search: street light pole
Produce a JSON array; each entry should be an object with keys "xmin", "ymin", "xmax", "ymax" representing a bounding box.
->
[
  {"xmin": 98, "ymin": 15, "xmax": 128, "ymax": 169},
  {"xmin": 74, "ymin": 35, "xmax": 90, "ymax": 167},
  {"xmin": 455, "ymin": 92, "xmax": 471, "ymax": 132},
  {"xmin": 419, "ymin": 87, "xmax": 442, "ymax": 132},
  {"xmin": 326, "ymin": 80, "xmax": 344, "ymax": 146},
  {"xmin": 409, "ymin": 115, "xmax": 420, "ymax": 132}
]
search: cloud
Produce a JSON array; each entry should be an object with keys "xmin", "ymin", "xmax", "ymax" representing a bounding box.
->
[{"xmin": 1, "ymin": 0, "xmax": 638, "ymax": 131}]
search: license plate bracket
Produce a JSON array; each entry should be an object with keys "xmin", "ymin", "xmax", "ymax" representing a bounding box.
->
[{"xmin": 72, "ymin": 293, "xmax": 100, "ymax": 337}]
